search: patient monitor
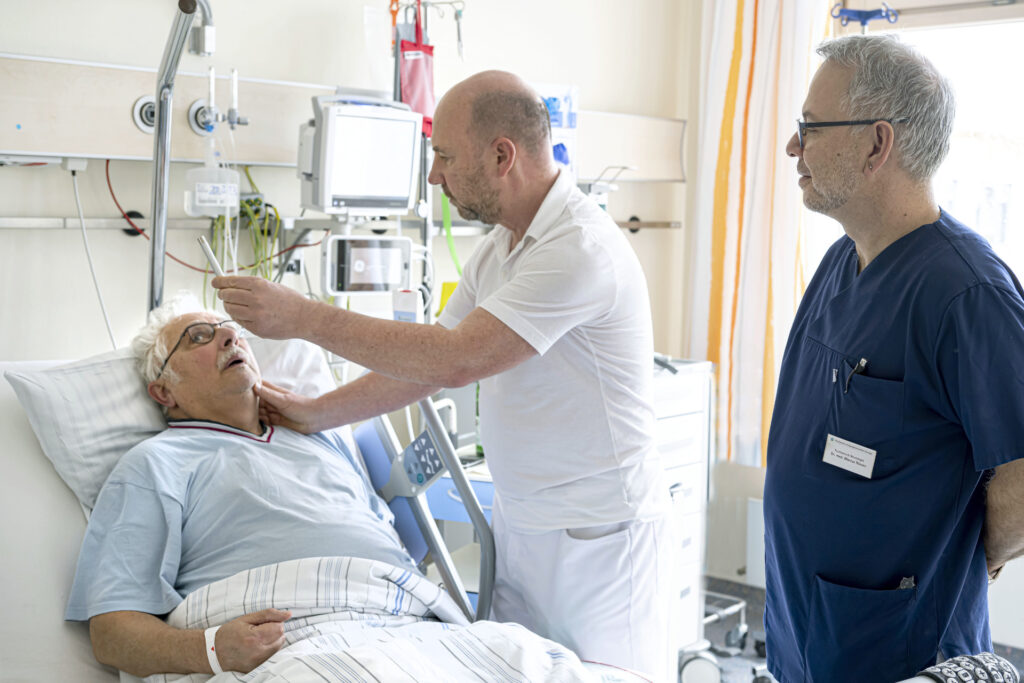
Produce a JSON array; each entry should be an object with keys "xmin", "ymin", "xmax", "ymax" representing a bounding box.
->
[{"xmin": 297, "ymin": 93, "xmax": 423, "ymax": 217}]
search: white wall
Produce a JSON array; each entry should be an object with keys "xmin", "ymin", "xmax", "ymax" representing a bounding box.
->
[
  {"xmin": 705, "ymin": 460, "xmax": 765, "ymax": 582},
  {"xmin": 989, "ymin": 561, "xmax": 1024, "ymax": 649},
  {"xmin": 0, "ymin": 0, "xmax": 701, "ymax": 361}
]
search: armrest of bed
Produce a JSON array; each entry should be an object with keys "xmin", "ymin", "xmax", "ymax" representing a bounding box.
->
[{"xmin": 0, "ymin": 361, "xmax": 119, "ymax": 682}]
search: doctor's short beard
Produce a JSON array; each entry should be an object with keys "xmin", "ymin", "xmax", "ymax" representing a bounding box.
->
[{"xmin": 445, "ymin": 171, "xmax": 502, "ymax": 226}]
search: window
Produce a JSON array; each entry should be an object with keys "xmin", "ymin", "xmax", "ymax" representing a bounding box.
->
[
  {"xmin": 799, "ymin": 20, "xmax": 1024, "ymax": 282},
  {"xmin": 905, "ymin": 21, "xmax": 1024, "ymax": 278}
]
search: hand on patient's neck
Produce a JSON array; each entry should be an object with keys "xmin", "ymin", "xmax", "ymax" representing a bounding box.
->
[{"xmin": 167, "ymin": 389, "xmax": 263, "ymax": 435}]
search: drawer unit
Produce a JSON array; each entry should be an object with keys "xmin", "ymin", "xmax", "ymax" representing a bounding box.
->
[
  {"xmin": 667, "ymin": 462, "xmax": 705, "ymax": 517},
  {"xmin": 677, "ymin": 561, "xmax": 704, "ymax": 648},
  {"xmin": 655, "ymin": 412, "xmax": 708, "ymax": 469},
  {"xmin": 676, "ymin": 511, "xmax": 703, "ymax": 567},
  {"xmin": 653, "ymin": 359, "xmax": 713, "ymax": 652},
  {"xmin": 653, "ymin": 364, "xmax": 711, "ymax": 419}
]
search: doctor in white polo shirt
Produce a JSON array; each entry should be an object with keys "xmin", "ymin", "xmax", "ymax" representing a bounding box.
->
[{"xmin": 213, "ymin": 69, "xmax": 677, "ymax": 681}]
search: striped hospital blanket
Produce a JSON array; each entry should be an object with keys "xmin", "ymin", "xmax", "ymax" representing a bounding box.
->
[{"xmin": 144, "ymin": 556, "xmax": 595, "ymax": 683}]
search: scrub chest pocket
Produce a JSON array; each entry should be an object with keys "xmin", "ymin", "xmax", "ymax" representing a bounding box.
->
[
  {"xmin": 830, "ymin": 358, "xmax": 905, "ymax": 444},
  {"xmin": 813, "ymin": 339, "xmax": 907, "ymax": 478}
]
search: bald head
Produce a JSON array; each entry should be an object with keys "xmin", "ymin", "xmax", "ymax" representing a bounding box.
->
[{"xmin": 439, "ymin": 70, "xmax": 552, "ymax": 158}]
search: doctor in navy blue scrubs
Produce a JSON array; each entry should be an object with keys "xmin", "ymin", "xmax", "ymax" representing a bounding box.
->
[{"xmin": 764, "ymin": 34, "xmax": 1024, "ymax": 683}]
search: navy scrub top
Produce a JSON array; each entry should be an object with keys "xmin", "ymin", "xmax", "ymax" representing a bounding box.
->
[{"xmin": 764, "ymin": 211, "xmax": 1024, "ymax": 683}]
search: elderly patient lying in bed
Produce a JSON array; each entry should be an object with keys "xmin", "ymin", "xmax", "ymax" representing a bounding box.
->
[
  {"xmin": 66, "ymin": 300, "xmax": 589, "ymax": 682},
  {"xmin": 65, "ymin": 301, "xmax": 417, "ymax": 676}
]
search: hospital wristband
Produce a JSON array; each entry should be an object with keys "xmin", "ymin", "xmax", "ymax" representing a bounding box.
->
[{"xmin": 204, "ymin": 625, "xmax": 224, "ymax": 675}]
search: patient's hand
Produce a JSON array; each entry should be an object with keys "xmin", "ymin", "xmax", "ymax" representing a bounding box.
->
[
  {"xmin": 89, "ymin": 608, "xmax": 291, "ymax": 677},
  {"xmin": 215, "ymin": 608, "xmax": 292, "ymax": 673},
  {"xmin": 258, "ymin": 381, "xmax": 324, "ymax": 434}
]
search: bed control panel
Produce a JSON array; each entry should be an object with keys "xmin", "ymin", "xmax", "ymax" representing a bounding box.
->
[
  {"xmin": 362, "ymin": 403, "xmax": 460, "ymax": 501},
  {"xmin": 402, "ymin": 431, "xmax": 445, "ymax": 487}
]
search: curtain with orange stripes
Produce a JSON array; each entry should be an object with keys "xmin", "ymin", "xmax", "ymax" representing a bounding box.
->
[{"xmin": 687, "ymin": 1, "xmax": 832, "ymax": 467}]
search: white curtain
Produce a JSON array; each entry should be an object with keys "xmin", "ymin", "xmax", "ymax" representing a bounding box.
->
[{"xmin": 687, "ymin": 0, "xmax": 831, "ymax": 466}]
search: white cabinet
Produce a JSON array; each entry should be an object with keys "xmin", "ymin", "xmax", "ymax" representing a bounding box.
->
[{"xmin": 653, "ymin": 359, "xmax": 713, "ymax": 651}]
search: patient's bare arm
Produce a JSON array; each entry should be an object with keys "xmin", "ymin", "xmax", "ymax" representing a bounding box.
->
[{"xmin": 89, "ymin": 608, "xmax": 291, "ymax": 677}]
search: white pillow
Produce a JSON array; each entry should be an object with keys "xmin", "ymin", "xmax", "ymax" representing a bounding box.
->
[{"xmin": 4, "ymin": 337, "xmax": 340, "ymax": 513}]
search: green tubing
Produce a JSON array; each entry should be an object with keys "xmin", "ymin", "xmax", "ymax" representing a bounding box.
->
[{"xmin": 442, "ymin": 194, "xmax": 462, "ymax": 277}]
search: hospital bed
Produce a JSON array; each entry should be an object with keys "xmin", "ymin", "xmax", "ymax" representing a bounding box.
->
[{"xmin": 0, "ymin": 342, "xmax": 649, "ymax": 682}]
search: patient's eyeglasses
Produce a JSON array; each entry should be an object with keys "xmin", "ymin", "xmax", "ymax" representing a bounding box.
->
[
  {"xmin": 155, "ymin": 320, "xmax": 245, "ymax": 379},
  {"xmin": 796, "ymin": 117, "xmax": 910, "ymax": 148}
]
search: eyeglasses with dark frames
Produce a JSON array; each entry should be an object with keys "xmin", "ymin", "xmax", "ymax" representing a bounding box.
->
[
  {"xmin": 155, "ymin": 320, "xmax": 245, "ymax": 380},
  {"xmin": 796, "ymin": 117, "xmax": 910, "ymax": 148}
]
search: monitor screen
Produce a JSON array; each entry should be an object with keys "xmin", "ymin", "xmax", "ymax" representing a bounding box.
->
[
  {"xmin": 347, "ymin": 245, "xmax": 405, "ymax": 286},
  {"xmin": 324, "ymin": 236, "xmax": 412, "ymax": 294},
  {"xmin": 326, "ymin": 109, "xmax": 419, "ymax": 210}
]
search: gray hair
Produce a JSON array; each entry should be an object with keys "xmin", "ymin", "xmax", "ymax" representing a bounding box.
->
[
  {"xmin": 817, "ymin": 33, "xmax": 955, "ymax": 181},
  {"xmin": 469, "ymin": 90, "xmax": 552, "ymax": 157},
  {"xmin": 131, "ymin": 292, "xmax": 213, "ymax": 389}
]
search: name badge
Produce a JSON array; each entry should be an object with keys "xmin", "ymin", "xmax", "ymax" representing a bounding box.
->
[{"xmin": 823, "ymin": 433, "xmax": 876, "ymax": 479}]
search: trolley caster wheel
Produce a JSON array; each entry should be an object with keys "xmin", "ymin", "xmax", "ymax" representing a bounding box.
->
[
  {"xmin": 752, "ymin": 662, "xmax": 773, "ymax": 683},
  {"xmin": 679, "ymin": 651, "xmax": 721, "ymax": 683},
  {"xmin": 725, "ymin": 622, "xmax": 749, "ymax": 651}
]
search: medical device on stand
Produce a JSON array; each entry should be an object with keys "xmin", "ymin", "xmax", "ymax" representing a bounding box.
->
[
  {"xmin": 297, "ymin": 95, "xmax": 422, "ymax": 218},
  {"xmin": 320, "ymin": 235, "xmax": 413, "ymax": 296},
  {"xmin": 292, "ymin": 0, "xmax": 445, "ymax": 327},
  {"xmin": 293, "ymin": 93, "xmax": 423, "ymax": 374}
]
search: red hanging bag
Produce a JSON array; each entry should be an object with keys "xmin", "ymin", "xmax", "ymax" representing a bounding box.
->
[{"xmin": 399, "ymin": 0, "xmax": 435, "ymax": 135}]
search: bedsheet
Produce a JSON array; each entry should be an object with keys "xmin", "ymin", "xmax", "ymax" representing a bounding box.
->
[{"xmin": 145, "ymin": 556, "xmax": 595, "ymax": 683}]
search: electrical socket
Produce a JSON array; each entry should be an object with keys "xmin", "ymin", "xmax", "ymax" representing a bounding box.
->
[{"xmin": 283, "ymin": 251, "xmax": 303, "ymax": 275}]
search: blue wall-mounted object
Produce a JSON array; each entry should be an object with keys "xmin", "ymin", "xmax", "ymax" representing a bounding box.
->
[{"xmin": 831, "ymin": 2, "xmax": 899, "ymax": 29}]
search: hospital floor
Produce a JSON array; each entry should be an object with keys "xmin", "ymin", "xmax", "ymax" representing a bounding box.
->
[{"xmin": 691, "ymin": 577, "xmax": 776, "ymax": 683}]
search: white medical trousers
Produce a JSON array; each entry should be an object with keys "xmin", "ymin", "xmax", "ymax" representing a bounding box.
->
[{"xmin": 490, "ymin": 497, "xmax": 679, "ymax": 683}]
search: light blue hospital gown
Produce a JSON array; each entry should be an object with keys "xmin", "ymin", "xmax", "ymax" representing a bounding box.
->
[{"xmin": 66, "ymin": 420, "xmax": 416, "ymax": 621}]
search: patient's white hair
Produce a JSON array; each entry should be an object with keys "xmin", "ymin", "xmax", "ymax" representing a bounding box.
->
[{"xmin": 132, "ymin": 292, "xmax": 215, "ymax": 387}]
